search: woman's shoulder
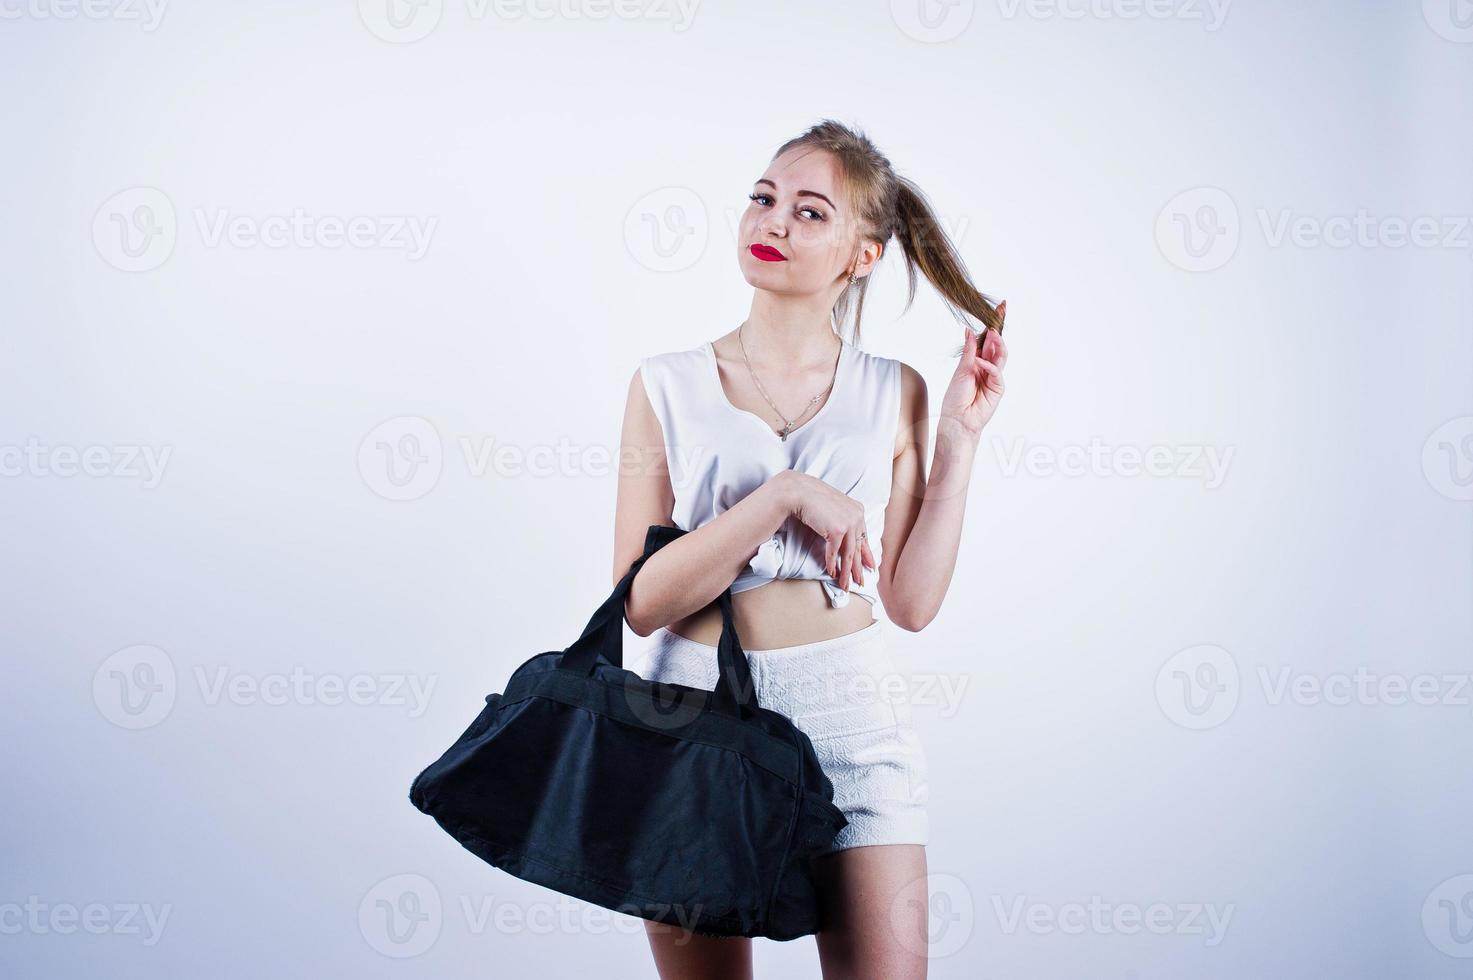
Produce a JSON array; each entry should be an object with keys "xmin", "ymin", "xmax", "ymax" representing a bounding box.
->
[
  {"xmin": 638, "ymin": 343, "xmax": 707, "ymax": 377},
  {"xmin": 637, "ymin": 343, "xmax": 710, "ymax": 402},
  {"xmin": 848, "ymin": 346, "xmax": 927, "ymax": 422},
  {"xmin": 846, "ymin": 343, "xmax": 912, "ymax": 383}
]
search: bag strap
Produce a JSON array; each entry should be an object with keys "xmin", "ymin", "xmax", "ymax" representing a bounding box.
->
[{"xmin": 558, "ymin": 524, "xmax": 757, "ymax": 720}]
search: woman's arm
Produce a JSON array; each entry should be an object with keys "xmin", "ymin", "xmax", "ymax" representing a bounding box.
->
[
  {"xmin": 877, "ymin": 324, "xmax": 1008, "ymax": 632},
  {"xmin": 612, "ymin": 366, "xmax": 797, "ymax": 637}
]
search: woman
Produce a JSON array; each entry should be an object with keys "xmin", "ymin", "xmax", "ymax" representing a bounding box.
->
[{"xmin": 613, "ymin": 119, "xmax": 1008, "ymax": 979}]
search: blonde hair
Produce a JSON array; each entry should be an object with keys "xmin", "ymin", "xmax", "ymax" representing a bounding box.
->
[{"xmin": 770, "ymin": 118, "xmax": 1004, "ymax": 354}]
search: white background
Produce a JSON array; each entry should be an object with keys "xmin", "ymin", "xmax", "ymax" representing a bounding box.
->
[{"xmin": 1, "ymin": 1, "xmax": 1470, "ymax": 977}]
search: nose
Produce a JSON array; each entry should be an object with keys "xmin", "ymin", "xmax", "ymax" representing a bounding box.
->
[{"xmin": 756, "ymin": 209, "xmax": 787, "ymax": 239}]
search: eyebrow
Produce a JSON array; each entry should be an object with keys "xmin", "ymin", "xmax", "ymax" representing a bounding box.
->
[{"xmin": 754, "ymin": 178, "xmax": 835, "ymax": 210}]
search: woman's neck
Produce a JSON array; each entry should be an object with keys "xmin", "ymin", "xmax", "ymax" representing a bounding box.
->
[{"xmin": 736, "ymin": 300, "xmax": 842, "ymax": 367}]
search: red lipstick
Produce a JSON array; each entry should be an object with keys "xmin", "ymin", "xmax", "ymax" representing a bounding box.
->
[{"xmin": 749, "ymin": 244, "xmax": 786, "ymax": 262}]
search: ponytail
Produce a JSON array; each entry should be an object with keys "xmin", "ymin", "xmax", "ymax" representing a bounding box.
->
[
  {"xmin": 894, "ymin": 177, "xmax": 1005, "ymax": 357},
  {"xmin": 775, "ymin": 119, "xmax": 1004, "ymax": 355}
]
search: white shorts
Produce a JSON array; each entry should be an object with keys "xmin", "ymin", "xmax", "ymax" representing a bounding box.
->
[{"xmin": 627, "ymin": 618, "xmax": 929, "ymax": 855}]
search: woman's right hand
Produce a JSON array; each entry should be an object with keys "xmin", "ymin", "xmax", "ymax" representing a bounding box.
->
[{"xmin": 777, "ymin": 471, "xmax": 877, "ymax": 591}]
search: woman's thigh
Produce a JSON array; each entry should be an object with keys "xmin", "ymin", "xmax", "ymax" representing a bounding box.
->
[
  {"xmin": 642, "ymin": 920, "xmax": 753, "ymax": 980},
  {"xmin": 640, "ymin": 845, "xmax": 930, "ymax": 980},
  {"xmin": 814, "ymin": 843, "xmax": 930, "ymax": 980}
]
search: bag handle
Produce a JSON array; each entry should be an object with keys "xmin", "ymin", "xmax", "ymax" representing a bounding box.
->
[{"xmin": 558, "ymin": 524, "xmax": 757, "ymax": 719}]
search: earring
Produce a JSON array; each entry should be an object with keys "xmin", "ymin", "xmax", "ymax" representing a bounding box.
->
[{"xmin": 847, "ymin": 272, "xmax": 857, "ymax": 284}]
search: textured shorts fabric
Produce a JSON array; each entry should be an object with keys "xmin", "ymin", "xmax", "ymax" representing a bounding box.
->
[{"xmin": 627, "ymin": 618, "xmax": 929, "ymax": 855}]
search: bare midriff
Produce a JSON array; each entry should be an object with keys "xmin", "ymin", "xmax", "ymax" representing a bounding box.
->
[{"xmin": 665, "ymin": 578, "xmax": 878, "ymax": 650}]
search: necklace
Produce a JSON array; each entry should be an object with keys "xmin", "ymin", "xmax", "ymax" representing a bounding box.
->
[{"xmin": 737, "ymin": 321, "xmax": 842, "ymax": 442}]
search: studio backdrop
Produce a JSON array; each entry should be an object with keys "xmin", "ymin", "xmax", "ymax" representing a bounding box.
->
[{"xmin": 2, "ymin": 2, "xmax": 1469, "ymax": 978}]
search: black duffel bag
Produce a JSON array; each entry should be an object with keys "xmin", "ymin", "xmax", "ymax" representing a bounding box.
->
[{"xmin": 408, "ymin": 522, "xmax": 848, "ymax": 941}]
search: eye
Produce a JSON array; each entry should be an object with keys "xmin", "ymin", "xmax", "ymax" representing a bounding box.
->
[{"xmin": 748, "ymin": 193, "xmax": 827, "ymax": 221}]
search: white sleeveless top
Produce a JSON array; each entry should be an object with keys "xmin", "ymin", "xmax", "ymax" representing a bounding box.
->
[{"xmin": 639, "ymin": 336, "xmax": 903, "ymax": 611}]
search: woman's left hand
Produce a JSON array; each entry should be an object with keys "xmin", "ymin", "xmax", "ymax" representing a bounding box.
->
[{"xmin": 938, "ymin": 301, "xmax": 1008, "ymax": 439}]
